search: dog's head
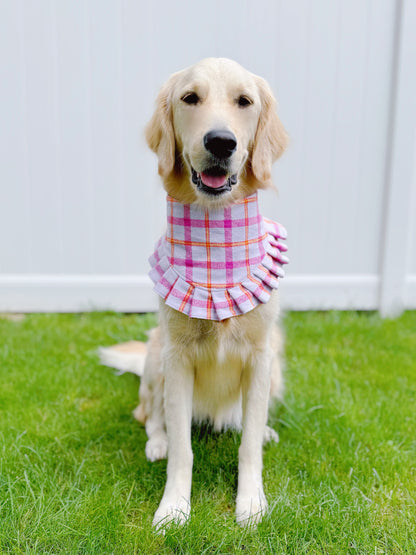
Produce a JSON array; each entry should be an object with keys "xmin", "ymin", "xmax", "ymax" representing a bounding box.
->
[{"xmin": 146, "ymin": 58, "xmax": 288, "ymax": 207}]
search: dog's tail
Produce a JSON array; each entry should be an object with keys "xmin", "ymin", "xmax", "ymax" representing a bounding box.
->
[{"xmin": 98, "ymin": 341, "xmax": 147, "ymax": 377}]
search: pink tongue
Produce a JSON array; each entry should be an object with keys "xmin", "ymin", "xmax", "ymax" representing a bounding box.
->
[{"xmin": 200, "ymin": 172, "xmax": 227, "ymax": 189}]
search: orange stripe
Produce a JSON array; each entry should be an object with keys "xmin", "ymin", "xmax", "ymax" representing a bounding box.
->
[
  {"xmin": 248, "ymin": 274, "xmax": 267, "ymax": 294},
  {"xmin": 225, "ymin": 290, "xmax": 236, "ymax": 316},
  {"xmin": 167, "ymin": 234, "xmax": 267, "ymax": 248},
  {"xmin": 248, "ymin": 274, "xmax": 262, "ymax": 286},
  {"xmin": 239, "ymin": 284, "xmax": 255, "ymax": 306},
  {"xmin": 179, "ymin": 284, "xmax": 194, "ymax": 312},
  {"xmin": 207, "ymin": 292, "xmax": 212, "ymax": 320}
]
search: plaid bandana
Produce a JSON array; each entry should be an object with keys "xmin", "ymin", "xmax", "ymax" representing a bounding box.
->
[{"xmin": 149, "ymin": 193, "xmax": 288, "ymax": 321}]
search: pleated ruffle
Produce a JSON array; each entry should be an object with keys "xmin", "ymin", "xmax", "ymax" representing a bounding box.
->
[{"xmin": 149, "ymin": 217, "xmax": 288, "ymax": 321}]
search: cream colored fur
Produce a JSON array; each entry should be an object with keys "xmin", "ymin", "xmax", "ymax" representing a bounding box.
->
[{"xmin": 101, "ymin": 58, "xmax": 288, "ymax": 529}]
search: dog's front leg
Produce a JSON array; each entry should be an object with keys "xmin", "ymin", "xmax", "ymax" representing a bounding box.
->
[
  {"xmin": 236, "ymin": 347, "xmax": 272, "ymax": 526},
  {"xmin": 153, "ymin": 347, "xmax": 194, "ymax": 529}
]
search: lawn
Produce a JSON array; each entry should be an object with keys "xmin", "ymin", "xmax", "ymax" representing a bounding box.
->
[{"xmin": 0, "ymin": 311, "xmax": 415, "ymax": 554}]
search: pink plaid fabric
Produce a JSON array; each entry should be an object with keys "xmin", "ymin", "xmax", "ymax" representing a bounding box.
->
[{"xmin": 149, "ymin": 193, "xmax": 288, "ymax": 321}]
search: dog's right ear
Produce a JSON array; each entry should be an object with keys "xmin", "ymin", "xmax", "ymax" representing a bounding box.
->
[{"xmin": 145, "ymin": 77, "xmax": 176, "ymax": 178}]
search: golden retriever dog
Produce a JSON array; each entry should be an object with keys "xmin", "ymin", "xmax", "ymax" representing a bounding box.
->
[{"xmin": 100, "ymin": 58, "xmax": 288, "ymax": 528}]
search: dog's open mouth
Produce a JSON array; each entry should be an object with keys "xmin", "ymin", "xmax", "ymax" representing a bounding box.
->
[{"xmin": 192, "ymin": 167, "xmax": 237, "ymax": 196}]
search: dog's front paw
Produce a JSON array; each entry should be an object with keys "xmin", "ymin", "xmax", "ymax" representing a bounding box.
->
[
  {"xmin": 236, "ymin": 487, "xmax": 268, "ymax": 527},
  {"xmin": 153, "ymin": 495, "xmax": 190, "ymax": 531}
]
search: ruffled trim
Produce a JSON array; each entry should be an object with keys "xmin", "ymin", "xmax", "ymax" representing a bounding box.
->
[{"xmin": 149, "ymin": 217, "xmax": 288, "ymax": 321}]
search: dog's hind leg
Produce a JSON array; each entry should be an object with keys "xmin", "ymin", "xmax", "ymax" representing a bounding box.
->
[
  {"xmin": 134, "ymin": 328, "xmax": 168, "ymax": 462},
  {"xmin": 262, "ymin": 323, "xmax": 285, "ymax": 445},
  {"xmin": 141, "ymin": 377, "xmax": 168, "ymax": 462},
  {"xmin": 269, "ymin": 323, "xmax": 285, "ymax": 401}
]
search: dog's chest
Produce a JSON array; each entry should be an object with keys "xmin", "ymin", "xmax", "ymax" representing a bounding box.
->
[
  {"xmin": 193, "ymin": 346, "xmax": 243, "ymax": 404},
  {"xmin": 160, "ymin": 296, "xmax": 279, "ymax": 426},
  {"xmin": 162, "ymin": 298, "xmax": 272, "ymax": 366}
]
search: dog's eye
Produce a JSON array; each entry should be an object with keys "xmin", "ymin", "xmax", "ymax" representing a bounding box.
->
[
  {"xmin": 181, "ymin": 92, "xmax": 200, "ymax": 105},
  {"xmin": 237, "ymin": 95, "xmax": 253, "ymax": 107}
]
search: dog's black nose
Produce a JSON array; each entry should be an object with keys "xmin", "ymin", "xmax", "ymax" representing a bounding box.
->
[{"xmin": 203, "ymin": 130, "xmax": 237, "ymax": 159}]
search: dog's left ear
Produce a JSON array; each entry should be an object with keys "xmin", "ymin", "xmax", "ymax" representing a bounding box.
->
[
  {"xmin": 251, "ymin": 77, "xmax": 288, "ymax": 185},
  {"xmin": 145, "ymin": 76, "xmax": 177, "ymax": 178}
]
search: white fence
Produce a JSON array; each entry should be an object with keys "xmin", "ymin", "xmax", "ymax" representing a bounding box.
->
[{"xmin": 1, "ymin": 0, "xmax": 415, "ymax": 315}]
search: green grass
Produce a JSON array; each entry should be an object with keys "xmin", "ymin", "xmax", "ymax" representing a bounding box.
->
[{"xmin": 0, "ymin": 311, "xmax": 415, "ymax": 554}]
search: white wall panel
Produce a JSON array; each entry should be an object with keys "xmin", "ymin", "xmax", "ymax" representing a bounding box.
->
[
  {"xmin": 0, "ymin": 0, "xmax": 415, "ymax": 313},
  {"xmin": 408, "ymin": 138, "xmax": 416, "ymax": 276},
  {"xmin": 19, "ymin": 1, "xmax": 63, "ymax": 273},
  {"xmin": 54, "ymin": 1, "xmax": 94, "ymax": 273},
  {"xmin": 0, "ymin": 1, "xmax": 30, "ymax": 273},
  {"xmin": 267, "ymin": 0, "xmax": 397, "ymax": 277},
  {"xmin": 404, "ymin": 114, "xmax": 416, "ymax": 307},
  {"xmin": 379, "ymin": 0, "xmax": 416, "ymax": 315}
]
